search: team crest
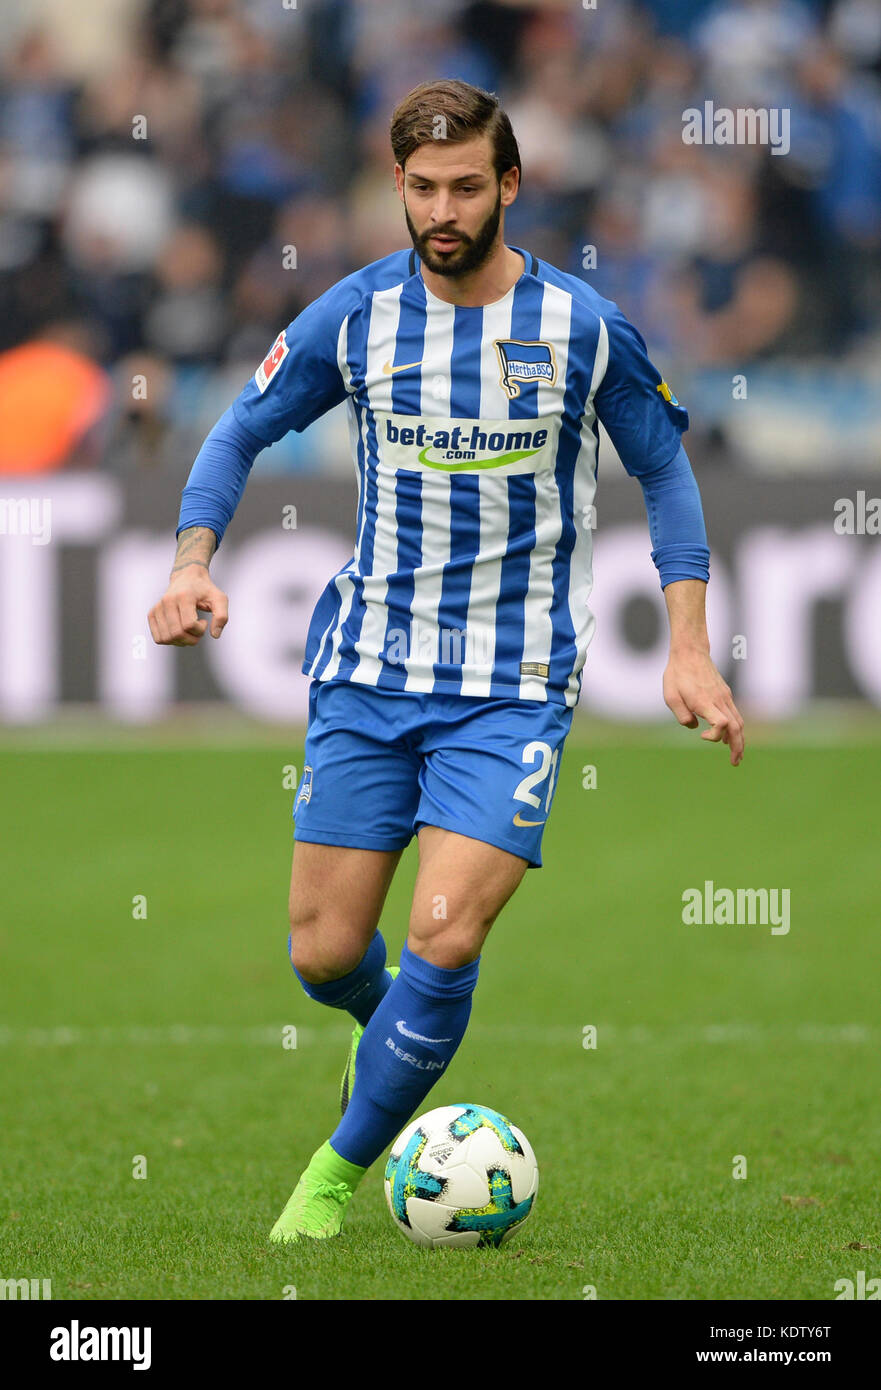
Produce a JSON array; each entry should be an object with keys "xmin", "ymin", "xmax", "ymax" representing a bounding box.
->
[
  {"xmin": 494, "ymin": 339, "xmax": 557, "ymax": 399},
  {"xmin": 295, "ymin": 764, "xmax": 313, "ymax": 808}
]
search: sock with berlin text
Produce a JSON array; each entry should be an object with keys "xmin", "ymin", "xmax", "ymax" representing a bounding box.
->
[{"xmin": 328, "ymin": 942, "xmax": 480, "ymax": 1169}]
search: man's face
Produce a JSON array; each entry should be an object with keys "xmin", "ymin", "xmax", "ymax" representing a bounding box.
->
[{"xmin": 395, "ymin": 134, "xmax": 518, "ymax": 277}]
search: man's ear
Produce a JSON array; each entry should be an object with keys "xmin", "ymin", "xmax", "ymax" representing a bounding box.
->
[
  {"xmin": 500, "ymin": 166, "xmax": 520, "ymax": 207},
  {"xmin": 394, "ymin": 162, "xmax": 406, "ymax": 201}
]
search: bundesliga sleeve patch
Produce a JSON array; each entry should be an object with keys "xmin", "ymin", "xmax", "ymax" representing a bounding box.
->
[{"xmin": 255, "ymin": 329, "xmax": 289, "ymax": 394}]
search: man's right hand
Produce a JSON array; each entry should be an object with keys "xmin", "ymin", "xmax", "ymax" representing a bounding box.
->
[{"xmin": 148, "ymin": 563, "xmax": 229, "ymax": 646}]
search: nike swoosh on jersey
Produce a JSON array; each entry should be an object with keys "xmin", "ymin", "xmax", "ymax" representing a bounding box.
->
[
  {"xmin": 382, "ymin": 359, "xmax": 424, "ymax": 375},
  {"xmin": 395, "ymin": 1019, "xmax": 452, "ymax": 1044},
  {"xmin": 512, "ymin": 811, "xmax": 545, "ymax": 827}
]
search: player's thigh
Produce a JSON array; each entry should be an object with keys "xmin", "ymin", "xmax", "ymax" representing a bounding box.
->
[
  {"xmin": 407, "ymin": 826, "xmax": 529, "ymax": 968},
  {"xmin": 287, "ymin": 680, "xmax": 422, "ymax": 978},
  {"xmin": 288, "ymin": 840, "xmax": 404, "ymax": 979}
]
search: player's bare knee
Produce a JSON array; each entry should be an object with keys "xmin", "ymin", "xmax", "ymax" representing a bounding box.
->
[
  {"xmin": 288, "ymin": 919, "xmax": 365, "ymax": 983},
  {"xmin": 407, "ymin": 921, "xmax": 486, "ymax": 970}
]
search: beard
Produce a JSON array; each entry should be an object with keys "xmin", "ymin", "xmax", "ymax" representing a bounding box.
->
[{"xmin": 405, "ymin": 188, "xmax": 503, "ymax": 277}]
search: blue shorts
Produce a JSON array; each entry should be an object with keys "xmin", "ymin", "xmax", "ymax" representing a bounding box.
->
[{"xmin": 292, "ymin": 680, "xmax": 574, "ymax": 868}]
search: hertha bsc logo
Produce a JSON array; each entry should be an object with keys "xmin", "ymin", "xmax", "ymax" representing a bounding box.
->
[
  {"xmin": 255, "ymin": 329, "xmax": 289, "ymax": 394},
  {"xmin": 494, "ymin": 339, "xmax": 557, "ymax": 399},
  {"xmin": 295, "ymin": 764, "xmax": 313, "ymax": 808}
]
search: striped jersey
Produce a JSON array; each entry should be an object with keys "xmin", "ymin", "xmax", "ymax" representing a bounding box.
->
[{"xmin": 229, "ymin": 247, "xmax": 693, "ymax": 708}]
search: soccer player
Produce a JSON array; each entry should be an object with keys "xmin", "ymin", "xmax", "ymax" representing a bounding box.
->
[{"xmin": 148, "ymin": 80, "xmax": 744, "ymax": 1243}]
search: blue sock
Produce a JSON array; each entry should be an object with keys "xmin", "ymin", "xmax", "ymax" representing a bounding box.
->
[
  {"xmin": 290, "ymin": 929, "xmax": 393, "ymax": 1027},
  {"xmin": 329, "ymin": 942, "xmax": 480, "ymax": 1169}
]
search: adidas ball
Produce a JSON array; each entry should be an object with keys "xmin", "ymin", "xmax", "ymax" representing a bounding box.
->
[{"xmin": 384, "ymin": 1103, "xmax": 538, "ymax": 1249}]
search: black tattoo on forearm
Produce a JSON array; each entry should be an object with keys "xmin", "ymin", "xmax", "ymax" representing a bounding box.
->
[
  {"xmin": 170, "ymin": 526, "xmax": 216, "ymax": 579},
  {"xmin": 170, "ymin": 559, "xmax": 210, "ymax": 575}
]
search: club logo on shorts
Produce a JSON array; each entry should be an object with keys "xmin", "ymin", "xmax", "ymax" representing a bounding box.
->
[
  {"xmin": 255, "ymin": 329, "xmax": 289, "ymax": 393},
  {"xmin": 494, "ymin": 339, "xmax": 557, "ymax": 399},
  {"xmin": 295, "ymin": 764, "xmax": 313, "ymax": 808}
]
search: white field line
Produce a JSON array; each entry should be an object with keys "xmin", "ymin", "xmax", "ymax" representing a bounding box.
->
[{"xmin": 0, "ymin": 1022, "xmax": 876, "ymax": 1047}]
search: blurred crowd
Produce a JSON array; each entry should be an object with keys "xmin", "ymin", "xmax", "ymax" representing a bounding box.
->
[{"xmin": 1, "ymin": 0, "xmax": 880, "ymax": 478}]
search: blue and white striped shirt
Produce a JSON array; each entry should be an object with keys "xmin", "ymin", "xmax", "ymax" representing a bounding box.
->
[{"xmin": 179, "ymin": 247, "xmax": 709, "ymax": 708}]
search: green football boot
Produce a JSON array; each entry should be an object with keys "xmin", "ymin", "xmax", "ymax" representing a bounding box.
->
[
  {"xmin": 269, "ymin": 1140, "xmax": 366, "ymax": 1244},
  {"xmin": 340, "ymin": 964, "xmax": 399, "ymax": 1115}
]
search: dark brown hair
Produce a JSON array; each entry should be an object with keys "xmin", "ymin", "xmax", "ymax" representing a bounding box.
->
[{"xmin": 390, "ymin": 80, "xmax": 521, "ymax": 184}]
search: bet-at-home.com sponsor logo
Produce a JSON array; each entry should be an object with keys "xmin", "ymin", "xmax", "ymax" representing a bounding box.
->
[{"xmin": 380, "ymin": 413, "xmax": 558, "ymax": 475}]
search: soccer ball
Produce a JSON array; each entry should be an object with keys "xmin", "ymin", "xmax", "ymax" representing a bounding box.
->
[{"xmin": 384, "ymin": 1103, "xmax": 538, "ymax": 1249}]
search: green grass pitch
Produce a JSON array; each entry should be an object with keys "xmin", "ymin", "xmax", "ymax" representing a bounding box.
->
[{"xmin": 1, "ymin": 730, "xmax": 879, "ymax": 1300}]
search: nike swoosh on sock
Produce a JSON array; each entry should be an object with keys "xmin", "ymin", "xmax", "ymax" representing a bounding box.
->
[{"xmin": 395, "ymin": 1019, "xmax": 452, "ymax": 1044}]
